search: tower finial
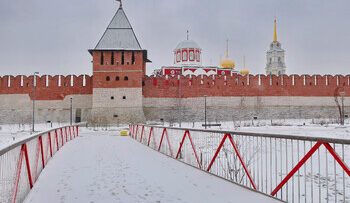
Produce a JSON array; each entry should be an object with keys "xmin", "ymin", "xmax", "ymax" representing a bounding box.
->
[
  {"xmin": 117, "ymin": 0, "xmax": 122, "ymax": 8},
  {"xmin": 274, "ymin": 17, "xmax": 277, "ymax": 42},
  {"xmin": 243, "ymin": 56, "xmax": 246, "ymax": 70},
  {"xmin": 226, "ymin": 39, "xmax": 229, "ymax": 58}
]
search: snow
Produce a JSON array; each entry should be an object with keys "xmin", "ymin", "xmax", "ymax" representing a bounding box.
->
[
  {"xmin": 164, "ymin": 118, "xmax": 350, "ymax": 140},
  {"xmin": 24, "ymin": 132, "xmax": 278, "ymax": 203},
  {"xmin": 0, "ymin": 123, "xmax": 69, "ymax": 149}
]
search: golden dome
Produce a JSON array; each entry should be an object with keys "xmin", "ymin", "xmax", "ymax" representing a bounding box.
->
[
  {"xmin": 240, "ymin": 56, "xmax": 249, "ymax": 75},
  {"xmin": 220, "ymin": 58, "xmax": 235, "ymax": 69},
  {"xmin": 240, "ymin": 70, "xmax": 249, "ymax": 75},
  {"xmin": 220, "ymin": 39, "xmax": 235, "ymax": 69}
]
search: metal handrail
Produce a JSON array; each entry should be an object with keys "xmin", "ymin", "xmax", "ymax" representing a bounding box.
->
[
  {"xmin": 130, "ymin": 124, "xmax": 350, "ymax": 202},
  {"xmin": 139, "ymin": 124, "xmax": 350, "ymax": 144},
  {"xmin": 0, "ymin": 122, "xmax": 86, "ymax": 156}
]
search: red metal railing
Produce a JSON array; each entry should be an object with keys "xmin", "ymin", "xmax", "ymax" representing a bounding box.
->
[
  {"xmin": 130, "ymin": 124, "xmax": 350, "ymax": 203},
  {"xmin": 0, "ymin": 124, "xmax": 84, "ymax": 203}
]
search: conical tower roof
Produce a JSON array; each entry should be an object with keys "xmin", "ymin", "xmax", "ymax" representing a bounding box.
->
[{"xmin": 90, "ymin": 8, "xmax": 141, "ymax": 52}]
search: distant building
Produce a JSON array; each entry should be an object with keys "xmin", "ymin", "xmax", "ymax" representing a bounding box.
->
[
  {"xmin": 154, "ymin": 38, "xmax": 239, "ymax": 77},
  {"xmin": 265, "ymin": 19, "xmax": 286, "ymax": 76}
]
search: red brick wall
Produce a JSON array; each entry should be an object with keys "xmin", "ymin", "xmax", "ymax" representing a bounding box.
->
[
  {"xmin": 1, "ymin": 73, "xmax": 349, "ymax": 101},
  {"xmin": 0, "ymin": 75, "xmax": 92, "ymax": 100},
  {"xmin": 143, "ymin": 74, "xmax": 350, "ymax": 98},
  {"xmin": 92, "ymin": 51, "xmax": 146, "ymax": 88}
]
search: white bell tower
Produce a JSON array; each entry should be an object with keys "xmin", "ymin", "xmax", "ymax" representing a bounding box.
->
[{"xmin": 265, "ymin": 19, "xmax": 286, "ymax": 76}]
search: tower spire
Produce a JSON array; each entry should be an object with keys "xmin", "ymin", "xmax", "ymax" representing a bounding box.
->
[
  {"xmin": 243, "ymin": 56, "xmax": 246, "ymax": 70},
  {"xmin": 226, "ymin": 39, "xmax": 229, "ymax": 58},
  {"xmin": 274, "ymin": 18, "xmax": 277, "ymax": 42},
  {"xmin": 117, "ymin": 0, "xmax": 122, "ymax": 9}
]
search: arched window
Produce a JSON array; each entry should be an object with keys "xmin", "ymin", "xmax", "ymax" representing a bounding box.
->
[
  {"xmin": 269, "ymin": 58, "xmax": 272, "ymax": 63},
  {"xmin": 190, "ymin": 52, "xmax": 194, "ymax": 61},
  {"xmin": 111, "ymin": 52, "xmax": 114, "ymax": 65},
  {"xmin": 106, "ymin": 76, "xmax": 110, "ymax": 81},
  {"xmin": 124, "ymin": 76, "xmax": 128, "ymax": 81},
  {"xmin": 183, "ymin": 51, "xmax": 187, "ymax": 61},
  {"xmin": 278, "ymin": 57, "xmax": 281, "ymax": 62},
  {"xmin": 177, "ymin": 53, "xmax": 181, "ymax": 62},
  {"xmin": 116, "ymin": 76, "xmax": 120, "ymax": 81},
  {"xmin": 196, "ymin": 52, "xmax": 199, "ymax": 61}
]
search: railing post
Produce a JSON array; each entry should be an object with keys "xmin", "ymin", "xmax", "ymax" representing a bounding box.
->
[
  {"xmin": 158, "ymin": 128, "xmax": 167, "ymax": 151},
  {"xmin": 69, "ymin": 126, "xmax": 72, "ymax": 140},
  {"xmin": 72, "ymin": 126, "xmax": 75, "ymax": 138},
  {"xmin": 147, "ymin": 127, "xmax": 153, "ymax": 146},
  {"xmin": 60, "ymin": 128, "xmax": 64, "ymax": 146},
  {"xmin": 48, "ymin": 132, "xmax": 53, "ymax": 157},
  {"xmin": 140, "ymin": 126, "xmax": 144, "ymax": 142},
  {"xmin": 39, "ymin": 136, "xmax": 45, "ymax": 168},
  {"xmin": 23, "ymin": 143, "xmax": 34, "ymax": 188},
  {"xmin": 135, "ymin": 125, "xmax": 139, "ymax": 140},
  {"xmin": 65, "ymin": 127, "xmax": 68, "ymax": 142},
  {"xmin": 55, "ymin": 129, "xmax": 59, "ymax": 151}
]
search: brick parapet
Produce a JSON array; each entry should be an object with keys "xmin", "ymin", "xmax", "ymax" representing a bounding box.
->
[
  {"xmin": 142, "ymin": 74, "xmax": 350, "ymax": 98},
  {"xmin": 0, "ymin": 75, "xmax": 93, "ymax": 100}
]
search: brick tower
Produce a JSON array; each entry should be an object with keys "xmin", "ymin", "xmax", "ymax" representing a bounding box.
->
[{"xmin": 89, "ymin": 4, "xmax": 149, "ymax": 124}]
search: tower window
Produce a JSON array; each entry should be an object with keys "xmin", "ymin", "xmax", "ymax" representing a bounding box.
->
[
  {"xmin": 121, "ymin": 51, "xmax": 125, "ymax": 65},
  {"xmin": 100, "ymin": 52, "xmax": 104, "ymax": 65},
  {"xmin": 116, "ymin": 76, "xmax": 120, "ymax": 81},
  {"xmin": 124, "ymin": 76, "xmax": 128, "ymax": 81},
  {"xmin": 278, "ymin": 57, "xmax": 281, "ymax": 62},
  {"xmin": 111, "ymin": 52, "xmax": 114, "ymax": 65},
  {"xmin": 269, "ymin": 58, "xmax": 272, "ymax": 63},
  {"xmin": 189, "ymin": 52, "xmax": 194, "ymax": 61},
  {"xmin": 123, "ymin": 96, "xmax": 126, "ymax": 100},
  {"xmin": 132, "ymin": 51, "xmax": 135, "ymax": 64},
  {"xmin": 106, "ymin": 76, "xmax": 110, "ymax": 81},
  {"xmin": 183, "ymin": 51, "xmax": 187, "ymax": 61},
  {"xmin": 111, "ymin": 96, "xmax": 114, "ymax": 100}
]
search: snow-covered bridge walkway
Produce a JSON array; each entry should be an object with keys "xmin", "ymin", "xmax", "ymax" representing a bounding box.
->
[{"xmin": 24, "ymin": 132, "xmax": 278, "ymax": 203}]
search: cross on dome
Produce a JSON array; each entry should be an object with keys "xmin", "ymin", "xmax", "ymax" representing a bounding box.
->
[{"xmin": 116, "ymin": 0, "xmax": 122, "ymax": 8}]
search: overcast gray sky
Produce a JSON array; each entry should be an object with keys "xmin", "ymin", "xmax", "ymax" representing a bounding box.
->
[{"xmin": 0, "ymin": 0, "xmax": 349, "ymax": 76}]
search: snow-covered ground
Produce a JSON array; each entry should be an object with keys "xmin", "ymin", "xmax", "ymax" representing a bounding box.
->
[
  {"xmin": 0, "ymin": 123, "xmax": 128, "ymax": 150},
  {"xmin": 0, "ymin": 123, "xmax": 69, "ymax": 149},
  {"xmin": 161, "ymin": 118, "xmax": 350, "ymax": 139},
  {"xmin": 1, "ymin": 119, "xmax": 348, "ymax": 150},
  {"xmin": 24, "ymin": 132, "xmax": 278, "ymax": 203}
]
